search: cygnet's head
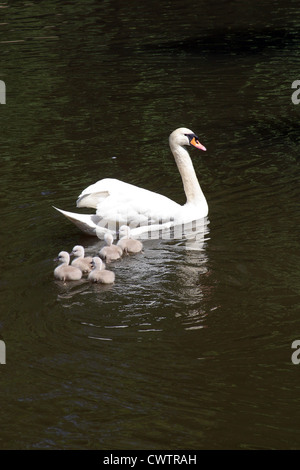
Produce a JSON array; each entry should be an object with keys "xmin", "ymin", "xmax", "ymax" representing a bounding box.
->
[
  {"xmin": 119, "ymin": 225, "xmax": 131, "ymax": 239},
  {"xmin": 71, "ymin": 245, "xmax": 85, "ymax": 258},
  {"xmin": 91, "ymin": 256, "xmax": 103, "ymax": 270},
  {"xmin": 169, "ymin": 127, "xmax": 206, "ymax": 151},
  {"xmin": 104, "ymin": 232, "xmax": 114, "ymax": 246},
  {"xmin": 55, "ymin": 251, "xmax": 70, "ymax": 264}
]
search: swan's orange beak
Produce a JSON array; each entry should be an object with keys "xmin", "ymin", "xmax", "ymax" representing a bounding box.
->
[{"xmin": 190, "ymin": 136, "xmax": 206, "ymax": 151}]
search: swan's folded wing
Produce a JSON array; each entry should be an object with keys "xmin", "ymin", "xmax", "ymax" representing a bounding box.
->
[
  {"xmin": 77, "ymin": 190, "xmax": 110, "ymax": 208},
  {"xmin": 76, "ymin": 178, "xmax": 181, "ymax": 226},
  {"xmin": 53, "ymin": 207, "xmax": 103, "ymax": 236}
]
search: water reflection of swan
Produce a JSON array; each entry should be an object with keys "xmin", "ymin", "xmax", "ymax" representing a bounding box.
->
[
  {"xmin": 53, "ymin": 127, "xmax": 208, "ymax": 239},
  {"xmin": 54, "ymin": 229, "xmax": 212, "ymax": 338}
]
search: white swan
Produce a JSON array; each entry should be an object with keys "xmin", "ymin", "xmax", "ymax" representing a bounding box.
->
[{"xmin": 54, "ymin": 128, "xmax": 208, "ymax": 238}]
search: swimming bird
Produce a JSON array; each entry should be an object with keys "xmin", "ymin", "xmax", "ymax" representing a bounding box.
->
[
  {"xmin": 88, "ymin": 257, "xmax": 115, "ymax": 284},
  {"xmin": 99, "ymin": 232, "xmax": 123, "ymax": 262},
  {"xmin": 53, "ymin": 128, "xmax": 208, "ymax": 237},
  {"xmin": 70, "ymin": 245, "xmax": 93, "ymax": 273},
  {"xmin": 54, "ymin": 251, "xmax": 82, "ymax": 282},
  {"xmin": 117, "ymin": 225, "xmax": 143, "ymax": 254}
]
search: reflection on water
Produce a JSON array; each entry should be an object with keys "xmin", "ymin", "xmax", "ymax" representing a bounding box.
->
[
  {"xmin": 51, "ymin": 230, "xmax": 212, "ymax": 349},
  {"xmin": 97, "ymin": 216, "xmax": 210, "ymax": 250},
  {"xmin": 1, "ymin": 0, "xmax": 300, "ymax": 451},
  {"xmin": 54, "ymin": 234, "xmax": 210, "ymax": 299}
]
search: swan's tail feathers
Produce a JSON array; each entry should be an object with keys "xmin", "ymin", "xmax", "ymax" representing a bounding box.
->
[
  {"xmin": 76, "ymin": 191, "xmax": 110, "ymax": 209},
  {"xmin": 53, "ymin": 207, "xmax": 101, "ymax": 236}
]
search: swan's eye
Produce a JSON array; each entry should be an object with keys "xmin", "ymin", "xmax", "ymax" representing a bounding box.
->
[{"xmin": 184, "ymin": 133, "xmax": 198, "ymax": 145}]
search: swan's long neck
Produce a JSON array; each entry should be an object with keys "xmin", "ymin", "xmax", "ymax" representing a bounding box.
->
[
  {"xmin": 170, "ymin": 142, "xmax": 206, "ymax": 206},
  {"xmin": 93, "ymin": 258, "xmax": 102, "ymax": 270},
  {"xmin": 96, "ymin": 261, "xmax": 103, "ymax": 270},
  {"xmin": 76, "ymin": 249, "xmax": 84, "ymax": 259}
]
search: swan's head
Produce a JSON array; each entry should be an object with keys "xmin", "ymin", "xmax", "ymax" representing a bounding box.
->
[
  {"xmin": 54, "ymin": 251, "xmax": 70, "ymax": 264},
  {"xmin": 119, "ymin": 225, "xmax": 130, "ymax": 239},
  {"xmin": 169, "ymin": 127, "xmax": 206, "ymax": 151},
  {"xmin": 91, "ymin": 256, "xmax": 103, "ymax": 269},
  {"xmin": 71, "ymin": 245, "xmax": 85, "ymax": 258}
]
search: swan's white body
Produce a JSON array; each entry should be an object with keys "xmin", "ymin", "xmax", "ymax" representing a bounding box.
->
[{"xmin": 54, "ymin": 128, "xmax": 208, "ymax": 238}]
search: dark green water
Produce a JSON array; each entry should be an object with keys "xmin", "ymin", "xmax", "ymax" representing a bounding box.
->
[{"xmin": 1, "ymin": 0, "xmax": 300, "ymax": 450}]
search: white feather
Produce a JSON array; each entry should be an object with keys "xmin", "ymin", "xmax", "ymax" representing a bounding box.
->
[{"xmin": 54, "ymin": 128, "xmax": 208, "ymax": 238}]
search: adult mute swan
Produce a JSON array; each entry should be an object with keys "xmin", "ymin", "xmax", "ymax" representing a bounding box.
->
[{"xmin": 54, "ymin": 127, "xmax": 208, "ymax": 237}]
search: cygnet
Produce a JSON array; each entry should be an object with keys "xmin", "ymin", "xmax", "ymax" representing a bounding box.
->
[
  {"xmin": 99, "ymin": 232, "xmax": 123, "ymax": 262},
  {"xmin": 88, "ymin": 257, "xmax": 115, "ymax": 284},
  {"xmin": 117, "ymin": 225, "xmax": 143, "ymax": 254},
  {"xmin": 54, "ymin": 251, "xmax": 82, "ymax": 282},
  {"xmin": 70, "ymin": 245, "xmax": 93, "ymax": 273}
]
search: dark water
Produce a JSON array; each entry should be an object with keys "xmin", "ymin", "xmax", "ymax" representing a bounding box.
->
[{"xmin": 1, "ymin": 0, "xmax": 300, "ymax": 450}]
